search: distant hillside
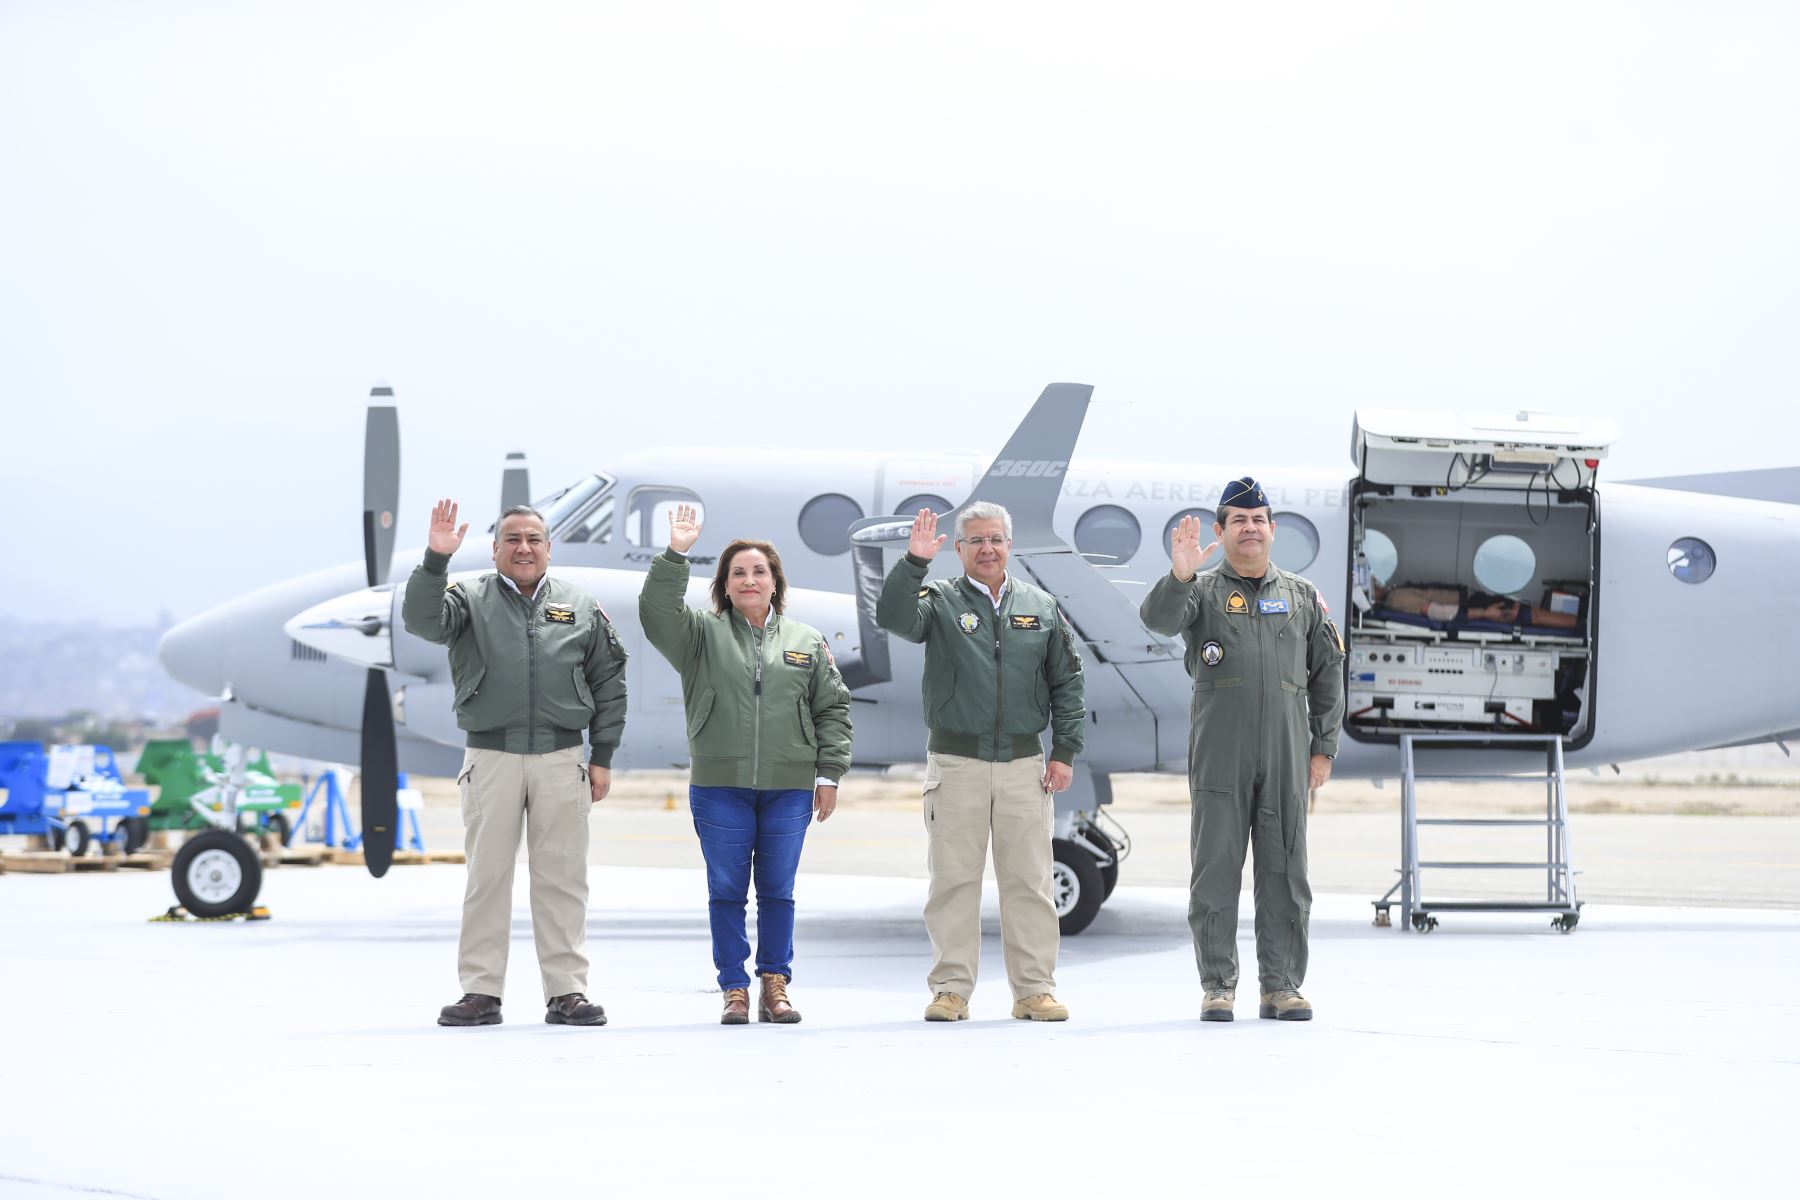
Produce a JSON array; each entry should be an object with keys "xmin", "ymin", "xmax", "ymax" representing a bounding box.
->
[{"xmin": 0, "ymin": 618, "xmax": 207, "ymax": 722}]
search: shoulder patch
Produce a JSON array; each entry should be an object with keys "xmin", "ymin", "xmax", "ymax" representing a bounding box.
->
[{"xmin": 1322, "ymin": 617, "xmax": 1344, "ymax": 653}]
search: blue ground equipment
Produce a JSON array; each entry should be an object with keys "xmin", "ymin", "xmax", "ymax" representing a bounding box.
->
[{"xmin": 0, "ymin": 742, "xmax": 155, "ymax": 855}]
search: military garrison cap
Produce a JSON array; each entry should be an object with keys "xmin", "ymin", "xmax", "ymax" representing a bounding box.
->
[{"xmin": 1219, "ymin": 476, "xmax": 1268, "ymax": 509}]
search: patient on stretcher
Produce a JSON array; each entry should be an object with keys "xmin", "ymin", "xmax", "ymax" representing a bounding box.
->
[{"xmin": 1374, "ymin": 585, "xmax": 1579, "ymax": 630}]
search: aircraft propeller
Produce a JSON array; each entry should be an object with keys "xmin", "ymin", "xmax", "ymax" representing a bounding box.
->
[{"xmin": 359, "ymin": 387, "xmax": 401, "ymax": 877}]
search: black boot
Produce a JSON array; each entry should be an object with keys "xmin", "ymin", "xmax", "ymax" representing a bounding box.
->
[
  {"xmin": 438, "ymin": 993, "xmax": 502, "ymax": 1026},
  {"xmin": 545, "ymin": 992, "xmax": 608, "ymax": 1026}
]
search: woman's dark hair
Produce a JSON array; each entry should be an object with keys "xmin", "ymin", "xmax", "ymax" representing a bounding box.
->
[{"xmin": 711, "ymin": 539, "xmax": 788, "ymax": 615}]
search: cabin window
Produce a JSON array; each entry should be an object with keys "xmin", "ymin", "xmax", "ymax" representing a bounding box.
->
[
  {"xmin": 625, "ymin": 486, "xmax": 705, "ymax": 547},
  {"xmin": 1162, "ymin": 508, "xmax": 1217, "ymax": 556},
  {"xmin": 1271, "ymin": 512, "xmax": 1319, "ymax": 573},
  {"xmin": 1074, "ymin": 505, "xmax": 1141, "ymax": 564},
  {"xmin": 1473, "ymin": 533, "xmax": 1536, "ymax": 596},
  {"xmin": 1362, "ymin": 528, "xmax": 1398, "ymax": 585},
  {"xmin": 1667, "ymin": 537, "xmax": 1716, "ymax": 584},
  {"xmin": 894, "ymin": 493, "xmax": 953, "ymax": 518},
  {"xmin": 798, "ymin": 493, "xmax": 865, "ymax": 556}
]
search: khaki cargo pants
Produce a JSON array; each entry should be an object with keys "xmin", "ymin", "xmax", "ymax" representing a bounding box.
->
[
  {"xmin": 456, "ymin": 745, "xmax": 593, "ymax": 1002},
  {"xmin": 922, "ymin": 751, "xmax": 1059, "ymax": 1001}
]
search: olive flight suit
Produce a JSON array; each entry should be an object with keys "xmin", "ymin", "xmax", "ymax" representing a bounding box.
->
[{"xmin": 1139, "ymin": 562, "xmax": 1345, "ymax": 993}]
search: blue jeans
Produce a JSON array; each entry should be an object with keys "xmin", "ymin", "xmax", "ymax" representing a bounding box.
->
[{"xmin": 688, "ymin": 787, "xmax": 813, "ymax": 990}]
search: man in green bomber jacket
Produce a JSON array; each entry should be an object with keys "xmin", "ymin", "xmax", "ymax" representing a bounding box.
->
[
  {"xmin": 402, "ymin": 499, "xmax": 627, "ymax": 1030},
  {"xmin": 877, "ymin": 500, "xmax": 1085, "ymax": 1024}
]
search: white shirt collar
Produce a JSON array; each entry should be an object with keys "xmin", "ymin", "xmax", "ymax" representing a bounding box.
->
[
  {"xmin": 498, "ymin": 572, "xmax": 547, "ymax": 601},
  {"xmin": 968, "ymin": 572, "xmax": 1010, "ymax": 611}
]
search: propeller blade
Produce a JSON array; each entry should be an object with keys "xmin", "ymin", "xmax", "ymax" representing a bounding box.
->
[
  {"xmin": 501, "ymin": 451, "xmax": 531, "ymax": 513},
  {"xmin": 363, "ymin": 387, "xmax": 400, "ymax": 588},
  {"xmin": 359, "ymin": 667, "xmax": 399, "ymax": 877}
]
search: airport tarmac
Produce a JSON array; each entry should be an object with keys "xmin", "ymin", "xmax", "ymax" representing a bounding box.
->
[{"xmin": 1, "ymin": 859, "xmax": 1795, "ymax": 1198}]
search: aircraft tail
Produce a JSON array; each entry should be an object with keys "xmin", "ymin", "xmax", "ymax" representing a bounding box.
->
[
  {"xmin": 1625, "ymin": 466, "xmax": 1800, "ymax": 505},
  {"xmin": 963, "ymin": 382, "xmax": 1094, "ymax": 550}
]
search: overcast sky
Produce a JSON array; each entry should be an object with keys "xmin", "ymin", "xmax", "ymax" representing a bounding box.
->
[{"xmin": 3, "ymin": 1, "xmax": 1796, "ymax": 627}]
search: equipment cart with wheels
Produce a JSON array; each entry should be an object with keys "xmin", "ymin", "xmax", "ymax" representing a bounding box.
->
[
  {"xmin": 0, "ymin": 742, "xmax": 154, "ymax": 854},
  {"xmin": 1373, "ymin": 732, "xmax": 1583, "ymax": 933}
]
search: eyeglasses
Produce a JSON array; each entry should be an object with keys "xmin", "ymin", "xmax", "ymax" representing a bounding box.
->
[{"xmin": 960, "ymin": 535, "xmax": 1010, "ymax": 547}]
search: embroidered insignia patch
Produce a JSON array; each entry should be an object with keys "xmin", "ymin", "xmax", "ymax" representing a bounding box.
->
[
  {"xmin": 1225, "ymin": 591, "xmax": 1248, "ymax": 614},
  {"xmin": 1201, "ymin": 640, "xmax": 1224, "ymax": 667},
  {"xmin": 957, "ymin": 612, "xmax": 980, "ymax": 634},
  {"xmin": 783, "ymin": 650, "xmax": 813, "ymax": 668},
  {"xmin": 1323, "ymin": 618, "xmax": 1344, "ymax": 653},
  {"xmin": 1008, "ymin": 614, "xmax": 1042, "ymax": 630},
  {"xmin": 1259, "ymin": 598, "xmax": 1289, "ymax": 614},
  {"xmin": 544, "ymin": 605, "xmax": 576, "ymax": 624}
]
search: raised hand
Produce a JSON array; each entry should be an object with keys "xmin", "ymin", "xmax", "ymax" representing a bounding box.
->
[
  {"xmin": 667, "ymin": 502, "xmax": 702, "ymax": 554},
  {"xmin": 908, "ymin": 508, "xmax": 949, "ymax": 560},
  {"xmin": 428, "ymin": 498, "xmax": 469, "ymax": 556},
  {"xmin": 1169, "ymin": 514, "xmax": 1220, "ymax": 582}
]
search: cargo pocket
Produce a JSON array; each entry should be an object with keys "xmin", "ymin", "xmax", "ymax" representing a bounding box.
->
[
  {"xmin": 922, "ymin": 755, "xmax": 942, "ymax": 828},
  {"xmin": 1253, "ymin": 805, "xmax": 1288, "ymax": 875},
  {"xmin": 687, "ymin": 687, "xmax": 716, "ymax": 739},
  {"xmin": 457, "ymin": 756, "xmax": 479, "ymax": 824},
  {"xmin": 797, "ymin": 698, "xmax": 816, "ymax": 747}
]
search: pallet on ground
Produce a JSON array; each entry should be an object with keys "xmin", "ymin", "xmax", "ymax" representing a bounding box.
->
[
  {"xmin": 0, "ymin": 852, "xmax": 120, "ymax": 874},
  {"xmin": 263, "ymin": 845, "xmax": 330, "ymax": 867},
  {"xmin": 113, "ymin": 851, "xmax": 171, "ymax": 870},
  {"xmin": 390, "ymin": 850, "xmax": 466, "ymax": 866}
]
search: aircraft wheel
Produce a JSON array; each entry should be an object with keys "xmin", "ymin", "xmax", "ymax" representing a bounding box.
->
[
  {"xmin": 1098, "ymin": 855, "xmax": 1120, "ymax": 900},
  {"xmin": 60, "ymin": 820, "xmax": 91, "ymax": 857},
  {"xmin": 1051, "ymin": 840, "xmax": 1104, "ymax": 936},
  {"xmin": 120, "ymin": 818, "xmax": 149, "ymax": 855},
  {"xmin": 172, "ymin": 830, "xmax": 262, "ymax": 918},
  {"xmin": 268, "ymin": 812, "xmax": 293, "ymax": 847}
]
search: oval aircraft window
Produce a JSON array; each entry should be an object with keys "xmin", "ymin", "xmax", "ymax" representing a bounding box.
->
[
  {"xmin": 1162, "ymin": 508, "xmax": 1217, "ymax": 556},
  {"xmin": 1362, "ymin": 528, "xmax": 1398, "ymax": 585},
  {"xmin": 1667, "ymin": 537, "xmax": 1716, "ymax": 584},
  {"xmin": 894, "ymin": 493, "xmax": 953, "ymax": 518},
  {"xmin": 1473, "ymin": 534, "xmax": 1537, "ymax": 596},
  {"xmin": 1074, "ymin": 505, "xmax": 1141, "ymax": 564},
  {"xmin": 798, "ymin": 493, "xmax": 865, "ymax": 556},
  {"xmin": 1270, "ymin": 512, "xmax": 1319, "ymax": 573}
]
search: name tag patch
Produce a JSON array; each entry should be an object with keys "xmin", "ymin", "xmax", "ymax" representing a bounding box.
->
[
  {"xmin": 1259, "ymin": 598, "xmax": 1290, "ymax": 614},
  {"xmin": 782, "ymin": 650, "xmax": 813, "ymax": 668},
  {"xmin": 1008, "ymin": 614, "xmax": 1043, "ymax": 630},
  {"xmin": 544, "ymin": 605, "xmax": 576, "ymax": 624}
]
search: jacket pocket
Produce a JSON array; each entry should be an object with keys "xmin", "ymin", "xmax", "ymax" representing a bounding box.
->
[
  {"xmin": 453, "ymin": 664, "xmax": 487, "ymax": 708},
  {"xmin": 928, "ymin": 663, "xmax": 957, "ymax": 724},
  {"xmin": 573, "ymin": 667, "xmax": 595, "ymax": 710},
  {"xmin": 796, "ymin": 698, "xmax": 816, "ymax": 748},
  {"xmin": 687, "ymin": 687, "xmax": 716, "ymax": 739}
]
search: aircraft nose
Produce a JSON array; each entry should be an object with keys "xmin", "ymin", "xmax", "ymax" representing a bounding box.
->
[{"xmin": 158, "ymin": 612, "xmax": 225, "ymax": 695}]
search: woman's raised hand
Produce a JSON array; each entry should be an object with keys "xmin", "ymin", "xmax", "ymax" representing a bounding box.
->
[
  {"xmin": 1169, "ymin": 514, "xmax": 1219, "ymax": 581},
  {"xmin": 428, "ymin": 499, "xmax": 469, "ymax": 556},
  {"xmin": 667, "ymin": 503, "xmax": 702, "ymax": 553},
  {"xmin": 908, "ymin": 508, "xmax": 949, "ymax": 561}
]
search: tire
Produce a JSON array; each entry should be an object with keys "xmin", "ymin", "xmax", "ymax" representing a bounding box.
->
[
  {"xmin": 268, "ymin": 812, "xmax": 293, "ymax": 848},
  {"xmin": 1051, "ymin": 839, "xmax": 1104, "ymax": 936},
  {"xmin": 172, "ymin": 830, "xmax": 262, "ymax": 918},
  {"xmin": 120, "ymin": 817, "xmax": 149, "ymax": 856},
  {"xmin": 60, "ymin": 820, "xmax": 91, "ymax": 857},
  {"xmin": 1098, "ymin": 858, "xmax": 1120, "ymax": 900}
]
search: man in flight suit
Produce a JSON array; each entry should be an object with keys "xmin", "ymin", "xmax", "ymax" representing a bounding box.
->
[
  {"xmin": 1139, "ymin": 478, "xmax": 1345, "ymax": 1022},
  {"xmin": 403, "ymin": 500, "xmax": 628, "ymax": 1028}
]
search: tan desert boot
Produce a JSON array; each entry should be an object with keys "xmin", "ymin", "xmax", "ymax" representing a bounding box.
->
[
  {"xmin": 924, "ymin": 991, "xmax": 969, "ymax": 1021},
  {"xmin": 758, "ymin": 973, "xmax": 802, "ymax": 1024},
  {"xmin": 1010, "ymin": 993, "xmax": 1070, "ymax": 1021},
  {"xmin": 721, "ymin": 987, "xmax": 750, "ymax": 1025},
  {"xmin": 1259, "ymin": 990, "xmax": 1313, "ymax": 1021},
  {"xmin": 1201, "ymin": 988, "xmax": 1236, "ymax": 1022}
]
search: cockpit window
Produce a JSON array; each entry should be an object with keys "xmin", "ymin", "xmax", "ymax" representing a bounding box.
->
[
  {"xmin": 560, "ymin": 493, "xmax": 615, "ymax": 544},
  {"xmin": 626, "ymin": 485, "xmax": 705, "ymax": 547},
  {"xmin": 532, "ymin": 474, "xmax": 614, "ymax": 532},
  {"xmin": 1667, "ymin": 537, "xmax": 1715, "ymax": 584}
]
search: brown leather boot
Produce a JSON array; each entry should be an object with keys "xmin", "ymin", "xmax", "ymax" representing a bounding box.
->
[
  {"xmin": 437, "ymin": 993, "xmax": 502, "ymax": 1026},
  {"xmin": 721, "ymin": 987, "xmax": 750, "ymax": 1025},
  {"xmin": 758, "ymin": 973, "xmax": 802, "ymax": 1024},
  {"xmin": 545, "ymin": 992, "xmax": 608, "ymax": 1026}
]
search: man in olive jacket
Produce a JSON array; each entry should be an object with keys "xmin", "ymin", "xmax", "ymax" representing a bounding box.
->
[
  {"xmin": 877, "ymin": 501, "xmax": 1085, "ymax": 1022},
  {"xmin": 402, "ymin": 500, "xmax": 627, "ymax": 1028},
  {"xmin": 1139, "ymin": 478, "xmax": 1345, "ymax": 1023}
]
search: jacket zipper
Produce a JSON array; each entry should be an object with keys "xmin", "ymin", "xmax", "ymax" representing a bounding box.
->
[
  {"xmin": 526, "ymin": 593, "xmax": 538, "ymax": 753},
  {"xmin": 751, "ymin": 621, "xmax": 764, "ymax": 788},
  {"xmin": 992, "ymin": 607, "xmax": 1004, "ymax": 756}
]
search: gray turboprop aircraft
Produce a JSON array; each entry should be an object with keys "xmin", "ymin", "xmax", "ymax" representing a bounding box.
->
[{"xmin": 159, "ymin": 383, "xmax": 1800, "ymax": 928}]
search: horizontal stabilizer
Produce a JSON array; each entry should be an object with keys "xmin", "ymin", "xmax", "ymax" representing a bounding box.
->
[{"xmin": 1626, "ymin": 466, "xmax": 1800, "ymax": 506}]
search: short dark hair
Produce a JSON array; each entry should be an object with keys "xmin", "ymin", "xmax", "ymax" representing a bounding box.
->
[
  {"xmin": 494, "ymin": 505, "xmax": 549, "ymax": 539},
  {"xmin": 711, "ymin": 539, "xmax": 789, "ymax": 615}
]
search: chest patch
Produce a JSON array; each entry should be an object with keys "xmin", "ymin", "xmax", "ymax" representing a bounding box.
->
[
  {"xmin": 543, "ymin": 605, "xmax": 576, "ymax": 624},
  {"xmin": 1225, "ymin": 590, "xmax": 1248, "ymax": 615},
  {"xmin": 1200, "ymin": 640, "xmax": 1224, "ymax": 667},
  {"xmin": 1258, "ymin": 598, "xmax": 1289, "ymax": 614},
  {"xmin": 1008, "ymin": 614, "xmax": 1043, "ymax": 630},
  {"xmin": 957, "ymin": 612, "xmax": 981, "ymax": 634},
  {"xmin": 782, "ymin": 650, "xmax": 813, "ymax": 668}
]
